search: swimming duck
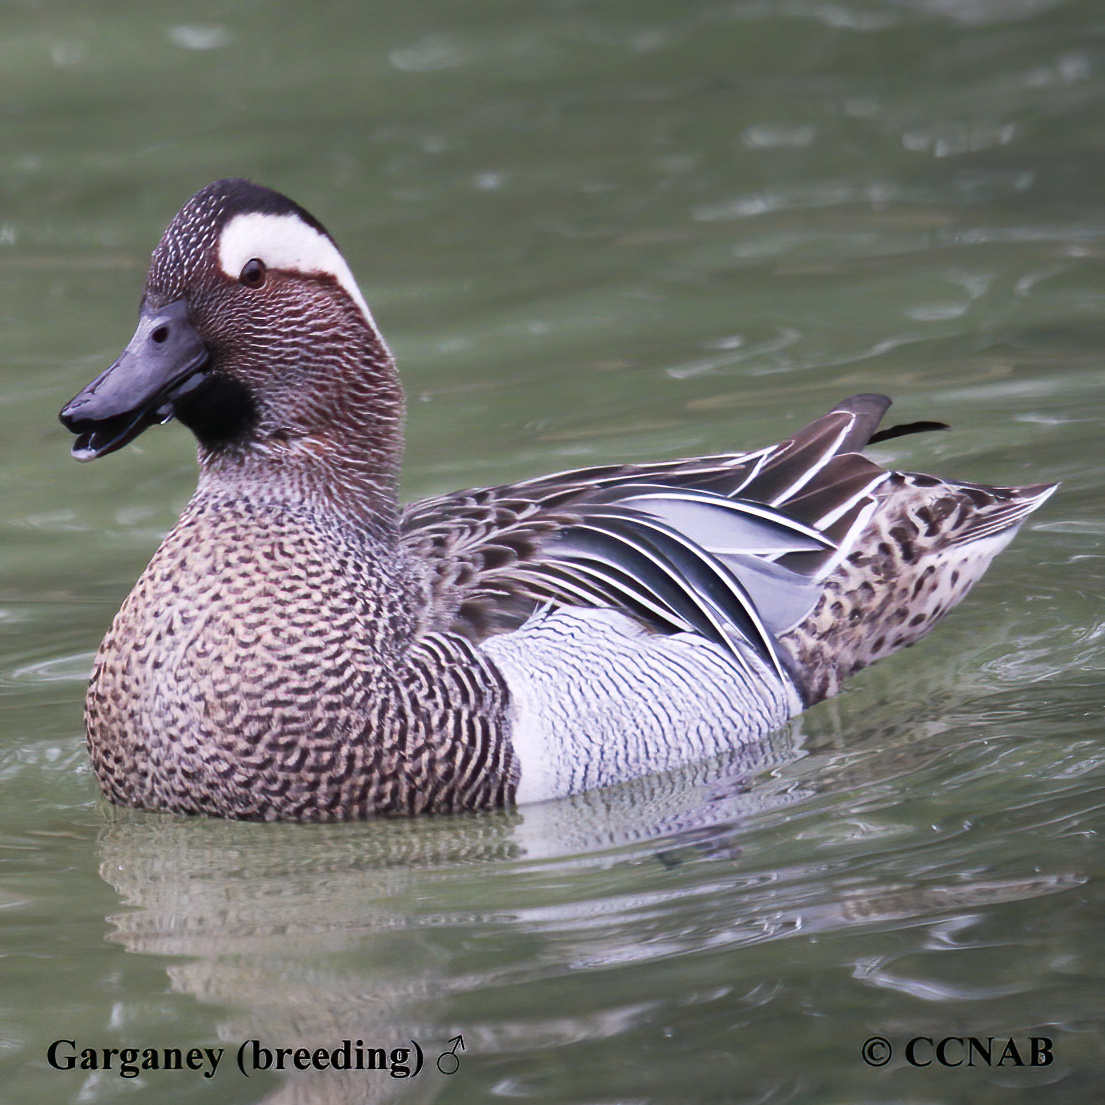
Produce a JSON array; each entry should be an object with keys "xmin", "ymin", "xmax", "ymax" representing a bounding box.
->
[{"xmin": 59, "ymin": 179, "xmax": 1055, "ymax": 821}]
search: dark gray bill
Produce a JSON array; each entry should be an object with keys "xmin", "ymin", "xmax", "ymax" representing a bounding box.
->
[{"xmin": 58, "ymin": 298, "xmax": 211, "ymax": 461}]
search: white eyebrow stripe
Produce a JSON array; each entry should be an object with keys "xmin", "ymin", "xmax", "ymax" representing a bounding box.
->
[{"xmin": 217, "ymin": 211, "xmax": 377, "ymax": 328}]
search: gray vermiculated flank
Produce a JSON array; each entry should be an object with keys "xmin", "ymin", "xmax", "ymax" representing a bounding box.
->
[
  {"xmin": 483, "ymin": 607, "xmax": 797, "ymax": 804},
  {"xmin": 59, "ymin": 180, "xmax": 1058, "ymax": 821}
]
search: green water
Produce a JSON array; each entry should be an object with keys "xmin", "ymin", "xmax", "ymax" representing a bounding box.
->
[{"xmin": 3, "ymin": 1, "xmax": 1104, "ymax": 1102}]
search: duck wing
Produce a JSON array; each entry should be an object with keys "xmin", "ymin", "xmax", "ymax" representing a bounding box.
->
[{"xmin": 401, "ymin": 395, "xmax": 896, "ymax": 653}]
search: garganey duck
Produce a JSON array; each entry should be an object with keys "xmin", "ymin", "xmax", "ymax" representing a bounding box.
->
[{"xmin": 59, "ymin": 179, "xmax": 1056, "ymax": 820}]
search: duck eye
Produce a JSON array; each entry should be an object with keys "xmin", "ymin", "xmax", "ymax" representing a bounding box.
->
[{"xmin": 239, "ymin": 258, "xmax": 267, "ymax": 288}]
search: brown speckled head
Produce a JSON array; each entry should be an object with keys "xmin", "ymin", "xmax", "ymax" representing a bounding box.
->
[
  {"xmin": 146, "ymin": 179, "xmax": 373, "ymax": 323},
  {"xmin": 62, "ymin": 179, "xmax": 405, "ymax": 524}
]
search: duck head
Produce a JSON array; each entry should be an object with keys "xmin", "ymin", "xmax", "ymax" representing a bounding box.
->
[{"xmin": 59, "ymin": 179, "xmax": 404, "ymax": 502}]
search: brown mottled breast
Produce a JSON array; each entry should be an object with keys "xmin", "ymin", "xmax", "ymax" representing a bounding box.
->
[{"xmin": 86, "ymin": 493, "xmax": 517, "ymax": 819}]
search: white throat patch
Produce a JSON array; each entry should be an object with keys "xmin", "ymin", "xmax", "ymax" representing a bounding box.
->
[{"xmin": 217, "ymin": 211, "xmax": 377, "ymax": 328}]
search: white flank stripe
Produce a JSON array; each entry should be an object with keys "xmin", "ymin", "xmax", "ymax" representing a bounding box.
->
[
  {"xmin": 811, "ymin": 472, "xmax": 888, "ymax": 530},
  {"xmin": 768, "ymin": 418, "xmax": 853, "ymax": 507},
  {"xmin": 812, "ymin": 497, "xmax": 878, "ymax": 580},
  {"xmin": 218, "ymin": 211, "xmax": 378, "ymax": 328}
]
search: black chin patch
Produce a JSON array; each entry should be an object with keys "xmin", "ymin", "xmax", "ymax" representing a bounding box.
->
[{"xmin": 173, "ymin": 374, "xmax": 258, "ymax": 449}]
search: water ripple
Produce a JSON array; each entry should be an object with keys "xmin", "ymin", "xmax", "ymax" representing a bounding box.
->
[{"xmin": 5, "ymin": 652, "xmax": 94, "ymax": 685}]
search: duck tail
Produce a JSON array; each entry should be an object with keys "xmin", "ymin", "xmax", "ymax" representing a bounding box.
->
[{"xmin": 776, "ymin": 474, "xmax": 1057, "ymax": 705}]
